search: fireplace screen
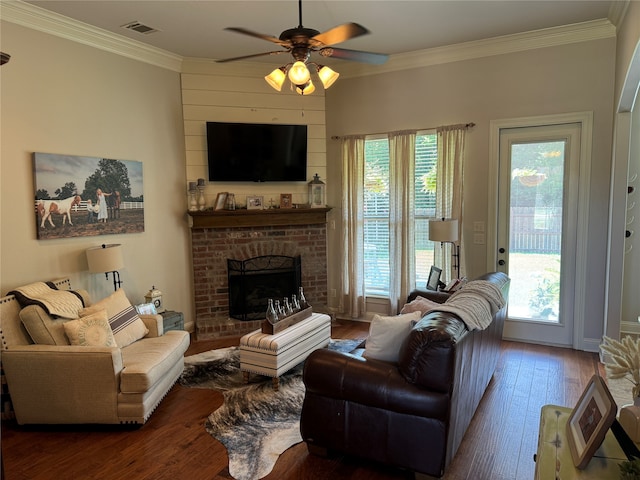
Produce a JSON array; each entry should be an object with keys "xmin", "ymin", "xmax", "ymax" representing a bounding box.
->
[{"xmin": 227, "ymin": 255, "xmax": 302, "ymax": 321}]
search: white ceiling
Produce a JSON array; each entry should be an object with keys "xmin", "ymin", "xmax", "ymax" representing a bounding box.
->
[{"xmin": 22, "ymin": 0, "xmax": 619, "ymax": 65}]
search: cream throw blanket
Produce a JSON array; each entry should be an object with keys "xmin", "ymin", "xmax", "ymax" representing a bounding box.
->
[
  {"xmin": 11, "ymin": 282, "xmax": 83, "ymax": 319},
  {"xmin": 433, "ymin": 280, "xmax": 506, "ymax": 331}
]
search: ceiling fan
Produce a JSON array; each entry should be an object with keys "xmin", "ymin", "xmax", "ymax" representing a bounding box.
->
[{"xmin": 216, "ymin": 0, "xmax": 388, "ymax": 94}]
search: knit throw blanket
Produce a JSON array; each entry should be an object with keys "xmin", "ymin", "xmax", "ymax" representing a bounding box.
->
[
  {"xmin": 10, "ymin": 282, "xmax": 83, "ymax": 319},
  {"xmin": 433, "ymin": 280, "xmax": 506, "ymax": 331}
]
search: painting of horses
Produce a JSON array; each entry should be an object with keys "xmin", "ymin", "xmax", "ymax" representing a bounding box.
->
[{"xmin": 33, "ymin": 152, "xmax": 144, "ymax": 240}]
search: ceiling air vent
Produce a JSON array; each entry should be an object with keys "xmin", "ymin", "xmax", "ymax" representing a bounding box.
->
[{"xmin": 121, "ymin": 21, "xmax": 159, "ymax": 35}]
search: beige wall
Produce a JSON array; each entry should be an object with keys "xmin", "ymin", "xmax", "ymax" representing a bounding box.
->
[
  {"xmin": 614, "ymin": 1, "xmax": 640, "ymax": 109},
  {"xmin": 325, "ymin": 38, "xmax": 616, "ymax": 341},
  {"xmin": 0, "ymin": 22, "xmax": 193, "ymax": 325},
  {"xmin": 611, "ymin": 0, "xmax": 640, "ymax": 336}
]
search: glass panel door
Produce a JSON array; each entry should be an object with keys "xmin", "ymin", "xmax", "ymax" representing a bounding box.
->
[{"xmin": 498, "ymin": 124, "xmax": 581, "ymax": 346}]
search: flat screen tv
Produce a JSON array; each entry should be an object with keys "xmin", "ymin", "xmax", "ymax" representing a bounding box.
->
[{"xmin": 207, "ymin": 121, "xmax": 308, "ymax": 182}]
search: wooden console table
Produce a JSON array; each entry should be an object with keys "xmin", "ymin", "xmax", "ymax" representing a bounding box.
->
[{"xmin": 188, "ymin": 207, "xmax": 331, "ymax": 229}]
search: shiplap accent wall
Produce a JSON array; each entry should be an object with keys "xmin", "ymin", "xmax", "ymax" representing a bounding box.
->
[{"xmin": 181, "ymin": 59, "xmax": 327, "ymax": 209}]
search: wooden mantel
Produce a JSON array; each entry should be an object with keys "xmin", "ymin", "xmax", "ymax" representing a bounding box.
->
[{"xmin": 188, "ymin": 207, "xmax": 331, "ymax": 229}]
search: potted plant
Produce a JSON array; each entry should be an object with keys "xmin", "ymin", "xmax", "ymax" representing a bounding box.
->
[{"xmin": 619, "ymin": 457, "xmax": 640, "ymax": 480}]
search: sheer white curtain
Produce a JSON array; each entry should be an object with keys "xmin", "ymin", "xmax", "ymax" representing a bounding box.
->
[
  {"xmin": 389, "ymin": 131, "xmax": 416, "ymax": 314},
  {"xmin": 341, "ymin": 136, "xmax": 365, "ymax": 318},
  {"xmin": 435, "ymin": 125, "xmax": 467, "ymax": 280}
]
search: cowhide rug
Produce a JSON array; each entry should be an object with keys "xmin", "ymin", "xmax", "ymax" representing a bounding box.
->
[{"xmin": 179, "ymin": 338, "xmax": 363, "ymax": 480}]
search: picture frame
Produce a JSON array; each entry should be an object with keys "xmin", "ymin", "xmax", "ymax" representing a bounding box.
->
[
  {"xmin": 280, "ymin": 193, "xmax": 293, "ymax": 209},
  {"xmin": 33, "ymin": 152, "xmax": 144, "ymax": 240},
  {"xmin": 214, "ymin": 192, "xmax": 227, "ymax": 211},
  {"xmin": 135, "ymin": 303, "xmax": 157, "ymax": 315},
  {"xmin": 567, "ymin": 375, "xmax": 617, "ymax": 469},
  {"xmin": 426, "ymin": 266, "xmax": 442, "ymax": 291},
  {"xmin": 247, "ymin": 195, "xmax": 264, "ymax": 210}
]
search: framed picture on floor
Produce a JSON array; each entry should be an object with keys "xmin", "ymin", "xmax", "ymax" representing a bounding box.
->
[{"xmin": 567, "ymin": 375, "xmax": 617, "ymax": 469}]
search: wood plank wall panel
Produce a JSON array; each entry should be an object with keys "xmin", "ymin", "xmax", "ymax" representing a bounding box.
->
[{"xmin": 181, "ymin": 60, "xmax": 327, "ymax": 209}]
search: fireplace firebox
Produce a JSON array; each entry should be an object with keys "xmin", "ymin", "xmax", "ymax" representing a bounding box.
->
[{"xmin": 227, "ymin": 255, "xmax": 302, "ymax": 321}]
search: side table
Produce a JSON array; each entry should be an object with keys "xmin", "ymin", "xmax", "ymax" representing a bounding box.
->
[
  {"xmin": 535, "ymin": 404, "xmax": 629, "ymax": 479},
  {"xmin": 160, "ymin": 310, "xmax": 184, "ymax": 332}
]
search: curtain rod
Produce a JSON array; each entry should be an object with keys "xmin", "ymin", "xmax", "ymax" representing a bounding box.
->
[{"xmin": 330, "ymin": 122, "xmax": 475, "ymax": 140}]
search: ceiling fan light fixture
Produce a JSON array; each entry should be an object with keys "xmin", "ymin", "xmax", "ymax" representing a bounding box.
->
[
  {"xmin": 295, "ymin": 80, "xmax": 315, "ymax": 95},
  {"xmin": 317, "ymin": 65, "xmax": 339, "ymax": 89},
  {"xmin": 265, "ymin": 67, "xmax": 287, "ymax": 91},
  {"xmin": 220, "ymin": 0, "xmax": 387, "ymax": 96},
  {"xmin": 288, "ymin": 61, "xmax": 311, "ymax": 85}
]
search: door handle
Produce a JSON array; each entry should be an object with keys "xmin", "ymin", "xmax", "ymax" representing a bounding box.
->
[
  {"xmin": 498, "ymin": 259, "xmax": 505, "ymax": 266},
  {"xmin": 499, "ymin": 247, "xmax": 506, "ymax": 254}
]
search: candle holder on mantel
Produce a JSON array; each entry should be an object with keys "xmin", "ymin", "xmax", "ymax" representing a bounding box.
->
[
  {"xmin": 197, "ymin": 178, "xmax": 206, "ymax": 211},
  {"xmin": 308, "ymin": 173, "xmax": 326, "ymax": 208},
  {"xmin": 187, "ymin": 182, "xmax": 198, "ymax": 212}
]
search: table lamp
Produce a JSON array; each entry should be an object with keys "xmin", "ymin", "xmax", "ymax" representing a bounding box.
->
[
  {"xmin": 428, "ymin": 218, "xmax": 460, "ymax": 279},
  {"xmin": 86, "ymin": 244, "xmax": 124, "ymax": 291}
]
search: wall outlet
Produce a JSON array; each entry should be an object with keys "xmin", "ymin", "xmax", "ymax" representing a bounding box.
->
[
  {"xmin": 473, "ymin": 233, "xmax": 486, "ymax": 245},
  {"xmin": 330, "ymin": 288, "xmax": 337, "ymax": 298},
  {"xmin": 330, "ymin": 220, "xmax": 336, "ymax": 230}
]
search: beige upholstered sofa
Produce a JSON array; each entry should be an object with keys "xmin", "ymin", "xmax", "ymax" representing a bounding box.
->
[{"xmin": 0, "ymin": 278, "xmax": 190, "ymax": 425}]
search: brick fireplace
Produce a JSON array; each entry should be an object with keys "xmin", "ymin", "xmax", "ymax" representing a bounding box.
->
[{"xmin": 189, "ymin": 208, "xmax": 329, "ymax": 338}]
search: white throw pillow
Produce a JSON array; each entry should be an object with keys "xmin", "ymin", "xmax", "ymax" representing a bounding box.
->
[
  {"xmin": 364, "ymin": 311, "xmax": 422, "ymax": 363},
  {"xmin": 400, "ymin": 296, "xmax": 441, "ymax": 316},
  {"xmin": 63, "ymin": 310, "xmax": 117, "ymax": 347}
]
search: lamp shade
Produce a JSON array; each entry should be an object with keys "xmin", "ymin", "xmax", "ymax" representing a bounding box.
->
[
  {"xmin": 265, "ymin": 67, "xmax": 286, "ymax": 91},
  {"xmin": 429, "ymin": 219, "xmax": 459, "ymax": 243},
  {"xmin": 295, "ymin": 80, "xmax": 315, "ymax": 95},
  {"xmin": 86, "ymin": 244, "xmax": 124, "ymax": 273},
  {"xmin": 288, "ymin": 61, "xmax": 310, "ymax": 85},
  {"xmin": 317, "ymin": 65, "xmax": 339, "ymax": 89}
]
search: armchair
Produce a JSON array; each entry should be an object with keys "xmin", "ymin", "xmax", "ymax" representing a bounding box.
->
[{"xmin": 0, "ymin": 278, "xmax": 190, "ymax": 424}]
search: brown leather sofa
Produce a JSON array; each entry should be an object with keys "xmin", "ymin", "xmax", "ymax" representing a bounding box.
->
[{"xmin": 300, "ymin": 272, "xmax": 509, "ymax": 478}]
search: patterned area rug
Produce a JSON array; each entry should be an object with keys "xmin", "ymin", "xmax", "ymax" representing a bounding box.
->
[{"xmin": 179, "ymin": 338, "xmax": 363, "ymax": 480}]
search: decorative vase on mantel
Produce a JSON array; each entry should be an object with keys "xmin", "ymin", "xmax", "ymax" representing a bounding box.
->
[{"xmin": 620, "ymin": 396, "xmax": 640, "ymax": 443}]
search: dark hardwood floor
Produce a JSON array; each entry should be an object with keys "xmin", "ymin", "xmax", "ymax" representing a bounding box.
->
[{"xmin": 1, "ymin": 320, "xmax": 602, "ymax": 480}]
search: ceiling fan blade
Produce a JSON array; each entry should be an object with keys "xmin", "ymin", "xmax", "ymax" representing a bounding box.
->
[
  {"xmin": 224, "ymin": 27, "xmax": 290, "ymax": 47},
  {"xmin": 319, "ymin": 47, "xmax": 388, "ymax": 65},
  {"xmin": 216, "ymin": 50, "xmax": 289, "ymax": 63},
  {"xmin": 311, "ymin": 23, "xmax": 369, "ymax": 47}
]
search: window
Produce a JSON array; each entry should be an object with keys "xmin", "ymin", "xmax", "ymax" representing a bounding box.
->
[{"xmin": 363, "ymin": 132, "xmax": 438, "ymax": 296}]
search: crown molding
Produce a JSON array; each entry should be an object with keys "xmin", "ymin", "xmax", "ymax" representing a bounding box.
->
[
  {"xmin": 338, "ymin": 18, "xmax": 616, "ymax": 79},
  {"xmin": 0, "ymin": 0, "xmax": 183, "ymax": 72},
  {"xmin": 607, "ymin": 0, "xmax": 630, "ymax": 28}
]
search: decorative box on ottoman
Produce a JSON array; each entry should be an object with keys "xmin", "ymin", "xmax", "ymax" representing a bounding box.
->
[
  {"xmin": 239, "ymin": 312, "xmax": 331, "ymax": 390},
  {"xmin": 160, "ymin": 311, "xmax": 184, "ymax": 332}
]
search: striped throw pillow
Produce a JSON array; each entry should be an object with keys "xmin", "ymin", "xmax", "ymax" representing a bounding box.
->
[{"xmin": 80, "ymin": 289, "xmax": 148, "ymax": 348}]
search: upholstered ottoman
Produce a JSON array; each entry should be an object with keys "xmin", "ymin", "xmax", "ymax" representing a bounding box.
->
[{"xmin": 239, "ymin": 312, "xmax": 331, "ymax": 390}]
